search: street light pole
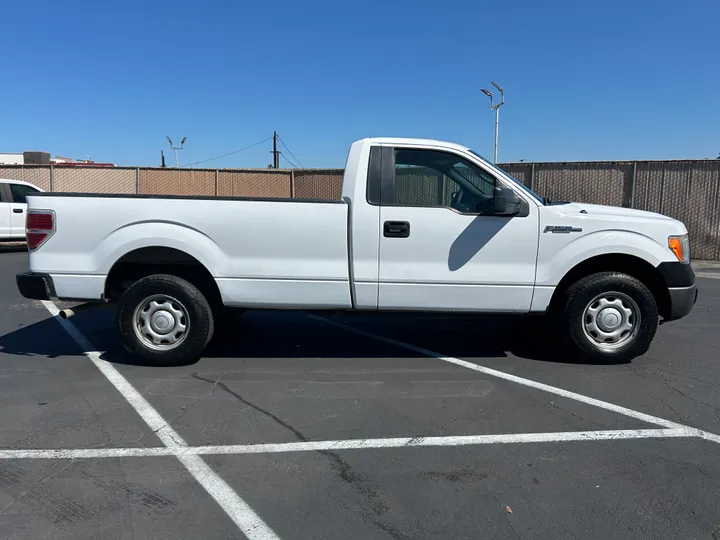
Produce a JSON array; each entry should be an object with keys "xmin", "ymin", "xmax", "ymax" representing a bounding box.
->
[
  {"xmin": 166, "ymin": 136, "xmax": 187, "ymax": 168},
  {"xmin": 481, "ymin": 81, "xmax": 505, "ymax": 163}
]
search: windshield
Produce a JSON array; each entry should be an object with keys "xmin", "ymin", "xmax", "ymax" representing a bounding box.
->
[{"xmin": 468, "ymin": 150, "xmax": 545, "ymax": 205}]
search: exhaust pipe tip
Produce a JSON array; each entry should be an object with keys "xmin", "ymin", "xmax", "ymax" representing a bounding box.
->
[{"xmin": 57, "ymin": 302, "xmax": 115, "ymax": 320}]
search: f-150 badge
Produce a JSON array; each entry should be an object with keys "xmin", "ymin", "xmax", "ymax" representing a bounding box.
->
[{"xmin": 544, "ymin": 225, "xmax": 583, "ymax": 233}]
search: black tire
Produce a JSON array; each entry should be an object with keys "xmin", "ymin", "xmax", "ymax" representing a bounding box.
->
[
  {"xmin": 557, "ymin": 271, "xmax": 658, "ymax": 363},
  {"xmin": 116, "ymin": 274, "xmax": 214, "ymax": 366}
]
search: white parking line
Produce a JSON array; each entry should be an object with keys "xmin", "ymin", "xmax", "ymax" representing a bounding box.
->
[
  {"xmin": 0, "ymin": 447, "xmax": 175, "ymax": 459},
  {"xmin": 190, "ymin": 428, "xmax": 692, "ymax": 454},
  {"xmin": 0, "ymin": 428, "xmax": 693, "ymax": 460},
  {"xmin": 41, "ymin": 301, "xmax": 281, "ymax": 540},
  {"xmin": 312, "ymin": 315, "xmax": 720, "ymax": 446}
]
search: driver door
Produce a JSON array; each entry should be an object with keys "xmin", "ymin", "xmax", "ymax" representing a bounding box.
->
[{"xmin": 377, "ymin": 145, "xmax": 539, "ymax": 312}]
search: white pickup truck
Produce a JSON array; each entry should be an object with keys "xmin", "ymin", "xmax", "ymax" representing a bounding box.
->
[{"xmin": 16, "ymin": 137, "xmax": 697, "ymax": 365}]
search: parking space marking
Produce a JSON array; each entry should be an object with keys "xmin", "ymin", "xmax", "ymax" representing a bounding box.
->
[
  {"xmin": 0, "ymin": 428, "xmax": 692, "ymax": 460},
  {"xmin": 313, "ymin": 315, "xmax": 720, "ymax": 445},
  {"xmin": 40, "ymin": 301, "xmax": 282, "ymax": 540},
  {"xmin": 0, "ymin": 447, "xmax": 175, "ymax": 459},
  {"xmin": 189, "ymin": 428, "xmax": 690, "ymax": 454}
]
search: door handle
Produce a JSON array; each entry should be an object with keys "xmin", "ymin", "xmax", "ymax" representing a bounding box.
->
[
  {"xmin": 383, "ymin": 220, "xmax": 410, "ymax": 238},
  {"xmin": 13, "ymin": 208, "xmax": 23, "ymax": 214}
]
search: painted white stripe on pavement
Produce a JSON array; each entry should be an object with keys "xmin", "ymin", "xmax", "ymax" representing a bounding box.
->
[
  {"xmin": 0, "ymin": 428, "xmax": 694, "ymax": 460},
  {"xmin": 41, "ymin": 301, "xmax": 281, "ymax": 540},
  {"xmin": 0, "ymin": 447, "xmax": 175, "ymax": 459},
  {"xmin": 312, "ymin": 315, "xmax": 720, "ymax": 444},
  {"xmin": 190, "ymin": 428, "xmax": 691, "ymax": 455}
]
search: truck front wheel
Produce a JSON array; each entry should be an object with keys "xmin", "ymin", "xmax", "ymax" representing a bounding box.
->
[
  {"xmin": 558, "ymin": 271, "xmax": 658, "ymax": 363},
  {"xmin": 116, "ymin": 274, "xmax": 214, "ymax": 366}
]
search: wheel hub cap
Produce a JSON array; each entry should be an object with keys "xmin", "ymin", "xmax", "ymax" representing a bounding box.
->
[
  {"xmin": 151, "ymin": 310, "xmax": 174, "ymax": 334},
  {"xmin": 133, "ymin": 295, "xmax": 189, "ymax": 350},
  {"xmin": 582, "ymin": 293, "xmax": 640, "ymax": 350},
  {"xmin": 598, "ymin": 307, "xmax": 622, "ymax": 331}
]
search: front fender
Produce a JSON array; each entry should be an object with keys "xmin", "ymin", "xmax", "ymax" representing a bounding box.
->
[
  {"xmin": 95, "ymin": 221, "xmax": 226, "ymax": 276},
  {"xmin": 536, "ymin": 229, "xmax": 673, "ymax": 287}
]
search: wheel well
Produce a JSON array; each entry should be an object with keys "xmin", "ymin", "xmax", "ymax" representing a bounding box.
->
[
  {"xmin": 105, "ymin": 247, "xmax": 222, "ymax": 308},
  {"xmin": 550, "ymin": 254, "xmax": 671, "ymax": 318}
]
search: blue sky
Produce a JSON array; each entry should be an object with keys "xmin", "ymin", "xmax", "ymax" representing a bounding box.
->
[{"xmin": 1, "ymin": 0, "xmax": 718, "ymax": 168}]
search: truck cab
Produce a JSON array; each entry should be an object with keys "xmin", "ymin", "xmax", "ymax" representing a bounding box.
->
[{"xmin": 342, "ymin": 138, "xmax": 694, "ymax": 318}]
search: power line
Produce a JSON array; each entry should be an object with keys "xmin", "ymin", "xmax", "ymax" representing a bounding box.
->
[
  {"xmin": 281, "ymin": 153, "xmax": 299, "ymax": 169},
  {"xmin": 276, "ymin": 134, "xmax": 304, "ymax": 168},
  {"xmin": 181, "ymin": 137, "xmax": 272, "ymax": 167}
]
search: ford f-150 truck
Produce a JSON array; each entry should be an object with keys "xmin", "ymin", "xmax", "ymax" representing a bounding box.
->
[{"xmin": 16, "ymin": 137, "xmax": 697, "ymax": 365}]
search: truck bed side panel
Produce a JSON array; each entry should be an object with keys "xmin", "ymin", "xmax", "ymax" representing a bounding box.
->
[{"xmin": 26, "ymin": 194, "xmax": 352, "ymax": 308}]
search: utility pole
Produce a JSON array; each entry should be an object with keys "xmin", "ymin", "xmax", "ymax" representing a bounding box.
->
[
  {"xmin": 166, "ymin": 136, "xmax": 187, "ymax": 168},
  {"xmin": 272, "ymin": 131, "xmax": 280, "ymax": 168},
  {"xmin": 161, "ymin": 149, "xmax": 166, "ymax": 168},
  {"xmin": 481, "ymin": 81, "xmax": 505, "ymax": 163}
]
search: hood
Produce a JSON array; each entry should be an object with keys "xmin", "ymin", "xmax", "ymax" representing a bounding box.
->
[{"xmin": 551, "ymin": 202, "xmax": 677, "ymax": 222}]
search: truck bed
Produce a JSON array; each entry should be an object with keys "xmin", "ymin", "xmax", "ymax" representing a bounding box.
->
[{"xmin": 26, "ymin": 192, "xmax": 353, "ymax": 308}]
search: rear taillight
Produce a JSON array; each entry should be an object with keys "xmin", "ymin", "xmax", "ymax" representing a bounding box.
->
[{"xmin": 26, "ymin": 211, "xmax": 55, "ymax": 251}]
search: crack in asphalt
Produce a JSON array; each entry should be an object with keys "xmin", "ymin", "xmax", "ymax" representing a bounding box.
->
[
  {"xmin": 154, "ymin": 373, "xmax": 227, "ymax": 435},
  {"xmin": 658, "ymin": 390, "xmax": 685, "ymax": 422},
  {"xmin": 548, "ymin": 400, "xmax": 605, "ymax": 429},
  {"xmin": 192, "ymin": 373, "xmax": 413, "ymax": 540},
  {"xmin": 628, "ymin": 365, "xmax": 720, "ymax": 423}
]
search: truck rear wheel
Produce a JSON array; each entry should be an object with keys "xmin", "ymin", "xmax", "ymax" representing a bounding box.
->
[
  {"xmin": 557, "ymin": 271, "xmax": 658, "ymax": 363},
  {"xmin": 116, "ymin": 274, "xmax": 214, "ymax": 366}
]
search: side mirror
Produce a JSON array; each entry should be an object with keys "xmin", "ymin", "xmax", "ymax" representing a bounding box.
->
[{"xmin": 493, "ymin": 185, "xmax": 521, "ymax": 216}]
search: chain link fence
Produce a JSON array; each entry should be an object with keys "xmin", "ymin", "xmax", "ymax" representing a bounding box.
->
[
  {"xmin": 0, "ymin": 166, "xmax": 52, "ymax": 191},
  {"xmin": 500, "ymin": 160, "xmax": 720, "ymax": 259},
  {"xmin": 54, "ymin": 167, "xmax": 137, "ymax": 194},
  {"xmin": 1, "ymin": 160, "xmax": 718, "ymax": 259},
  {"xmin": 292, "ymin": 169, "xmax": 344, "ymax": 199},
  {"xmin": 219, "ymin": 170, "xmax": 293, "ymax": 198}
]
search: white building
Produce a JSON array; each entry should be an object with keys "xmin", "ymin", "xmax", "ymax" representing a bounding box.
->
[{"xmin": 0, "ymin": 152, "xmax": 24, "ymax": 165}]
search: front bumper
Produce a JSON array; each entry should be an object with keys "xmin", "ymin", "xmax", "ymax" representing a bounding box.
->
[
  {"xmin": 666, "ymin": 284, "xmax": 698, "ymax": 321},
  {"xmin": 16, "ymin": 272, "xmax": 55, "ymax": 301},
  {"xmin": 656, "ymin": 261, "xmax": 698, "ymax": 321}
]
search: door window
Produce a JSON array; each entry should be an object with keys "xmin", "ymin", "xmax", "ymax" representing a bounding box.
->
[
  {"xmin": 9, "ymin": 183, "xmax": 39, "ymax": 203},
  {"xmin": 392, "ymin": 149, "xmax": 496, "ymax": 215}
]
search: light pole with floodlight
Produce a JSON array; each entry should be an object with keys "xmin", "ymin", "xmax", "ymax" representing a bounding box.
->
[
  {"xmin": 481, "ymin": 81, "xmax": 505, "ymax": 163},
  {"xmin": 166, "ymin": 136, "xmax": 187, "ymax": 168}
]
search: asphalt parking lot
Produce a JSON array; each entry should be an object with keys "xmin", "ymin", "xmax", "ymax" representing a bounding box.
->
[{"xmin": 1, "ymin": 244, "xmax": 719, "ymax": 540}]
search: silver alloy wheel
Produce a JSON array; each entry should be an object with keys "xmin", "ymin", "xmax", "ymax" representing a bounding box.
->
[
  {"xmin": 582, "ymin": 292, "xmax": 640, "ymax": 350},
  {"xmin": 133, "ymin": 294, "xmax": 189, "ymax": 351}
]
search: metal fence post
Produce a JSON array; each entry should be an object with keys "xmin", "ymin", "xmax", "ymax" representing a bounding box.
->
[
  {"xmin": 630, "ymin": 161, "xmax": 637, "ymax": 208},
  {"xmin": 215, "ymin": 169, "xmax": 219, "ymax": 197},
  {"xmin": 290, "ymin": 170, "xmax": 295, "ymax": 198},
  {"xmin": 49, "ymin": 165, "xmax": 55, "ymax": 192},
  {"xmin": 621, "ymin": 162, "xmax": 636, "ymax": 208},
  {"xmin": 135, "ymin": 167, "xmax": 140, "ymax": 194},
  {"xmin": 529, "ymin": 163, "xmax": 535, "ymax": 191}
]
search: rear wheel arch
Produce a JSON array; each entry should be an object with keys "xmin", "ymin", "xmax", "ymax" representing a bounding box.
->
[
  {"xmin": 549, "ymin": 254, "xmax": 671, "ymax": 319},
  {"xmin": 104, "ymin": 246, "xmax": 223, "ymax": 310}
]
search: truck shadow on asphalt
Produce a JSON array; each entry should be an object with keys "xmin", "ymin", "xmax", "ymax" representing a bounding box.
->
[{"xmin": 0, "ymin": 309, "xmax": 627, "ymax": 366}]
